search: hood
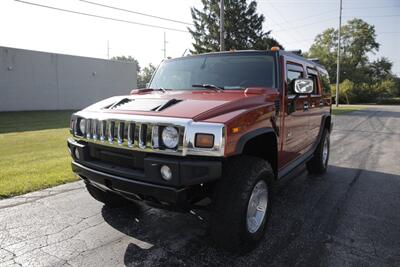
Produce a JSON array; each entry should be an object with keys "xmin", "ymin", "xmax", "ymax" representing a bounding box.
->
[{"xmin": 84, "ymin": 88, "xmax": 278, "ymax": 122}]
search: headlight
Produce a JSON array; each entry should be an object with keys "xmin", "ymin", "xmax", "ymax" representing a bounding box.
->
[
  {"xmin": 162, "ymin": 126, "xmax": 179, "ymax": 149},
  {"xmin": 79, "ymin": 119, "xmax": 86, "ymax": 135}
]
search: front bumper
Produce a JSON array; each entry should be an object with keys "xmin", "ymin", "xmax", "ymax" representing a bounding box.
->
[
  {"xmin": 68, "ymin": 138, "xmax": 222, "ymax": 206},
  {"xmin": 72, "ymin": 161, "xmax": 188, "ymax": 205}
]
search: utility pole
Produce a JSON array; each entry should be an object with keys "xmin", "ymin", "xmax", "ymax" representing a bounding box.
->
[
  {"xmin": 107, "ymin": 40, "xmax": 110, "ymax": 59},
  {"xmin": 220, "ymin": 0, "xmax": 225, "ymax": 51},
  {"xmin": 335, "ymin": 0, "xmax": 342, "ymax": 107},
  {"xmin": 163, "ymin": 32, "xmax": 167, "ymax": 59}
]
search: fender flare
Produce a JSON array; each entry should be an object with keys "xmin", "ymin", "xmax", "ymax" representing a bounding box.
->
[{"xmin": 235, "ymin": 128, "xmax": 277, "ymax": 155}]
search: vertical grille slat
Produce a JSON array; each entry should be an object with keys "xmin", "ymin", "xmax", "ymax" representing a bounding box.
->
[
  {"xmin": 86, "ymin": 119, "xmax": 92, "ymax": 139},
  {"xmin": 108, "ymin": 121, "xmax": 115, "ymax": 143},
  {"xmin": 92, "ymin": 120, "xmax": 98, "ymax": 140},
  {"xmin": 139, "ymin": 124, "xmax": 147, "ymax": 149},
  {"xmin": 100, "ymin": 120, "xmax": 106, "ymax": 141},
  {"xmin": 151, "ymin": 125, "xmax": 159, "ymax": 149},
  {"xmin": 127, "ymin": 123, "xmax": 135, "ymax": 147},
  {"xmin": 118, "ymin": 122, "xmax": 125, "ymax": 145}
]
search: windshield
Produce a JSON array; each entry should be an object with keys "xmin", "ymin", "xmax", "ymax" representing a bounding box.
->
[{"xmin": 149, "ymin": 53, "xmax": 276, "ymax": 90}]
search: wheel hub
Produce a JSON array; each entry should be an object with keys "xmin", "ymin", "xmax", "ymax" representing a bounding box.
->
[
  {"xmin": 246, "ymin": 180, "xmax": 268, "ymax": 234},
  {"xmin": 322, "ymin": 134, "xmax": 329, "ymax": 165}
]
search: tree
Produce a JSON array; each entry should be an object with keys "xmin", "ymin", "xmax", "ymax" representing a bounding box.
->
[
  {"xmin": 306, "ymin": 19, "xmax": 399, "ymax": 103},
  {"xmin": 111, "ymin": 56, "xmax": 140, "ymax": 73},
  {"xmin": 307, "ymin": 19, "xmax": 379, "ymax": 83},
  {"xmin": 189, "ymin": 0, "xmax": 281, "ymax": 53},
  {"xmin": 138, "ymin": 64, "xmax": 157, "ymax": 88}
]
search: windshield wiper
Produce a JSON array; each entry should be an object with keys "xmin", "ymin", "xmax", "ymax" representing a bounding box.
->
[
  {"xmin": 192, "ymin": 84, "xmax": 224, "ymax": 91},
  {"xmin": 147, "ymin": 87, "xmax": 168, "ymax": 93}
]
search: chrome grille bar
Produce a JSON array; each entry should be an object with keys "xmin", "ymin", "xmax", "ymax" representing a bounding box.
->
[
  {"xmin": 117, "ymin": 122, "xmax": 124, "ymax": 145},
  {"xmin": 138, "ymin": 124, "xmax": 147, "ymax": 149},
  {"xmin": 100, "ymin": 121, "xmax": 106, "ymax": 141},
  {"xmin": 151, "ymin": 125, "xmax": 159, "ymax": 149},
  {"xmin": 108, "ymin": 121, "xmax": 115, "ymax": 143},
  {"xmin": 86, "ymin": 119, "xmax": 91, "ymax": 139},
  {"xmin": 127, "ymin": 123, "xmax": 134, "ymax": 147},
  {"xmin": 92, "ymin": 119, "xmax": 98, "ymax": 140}
]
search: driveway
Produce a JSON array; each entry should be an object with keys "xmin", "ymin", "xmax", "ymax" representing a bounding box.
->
[{"xmin": 1, "ymin": 105, "xmax": 399, "ymax": 266}]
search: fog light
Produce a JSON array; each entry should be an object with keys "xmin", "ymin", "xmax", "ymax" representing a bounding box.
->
[
  {"xmin": 74, "ymin": 148, "xmax": 80, "ymax": 160},
  {"xmin": 160, "ymin": 165, "xmax": 172, "ymax": 181}
]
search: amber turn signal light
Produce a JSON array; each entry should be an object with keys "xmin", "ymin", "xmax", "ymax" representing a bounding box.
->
[{"xmin": 195, "ymin": 133, "xmax": 214, "ymax": 148}]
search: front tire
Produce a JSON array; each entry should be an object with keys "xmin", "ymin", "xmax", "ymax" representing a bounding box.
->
[
  {"xmin": 307, "ymin": 130, "xmax": 330, "ymax": 174},
  {"xmin": 211, "ymin": 156, "xmax": 274, "ymax": 253}
]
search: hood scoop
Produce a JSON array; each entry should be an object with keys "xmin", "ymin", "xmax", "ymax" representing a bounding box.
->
[{"xmin": 107, "ymin": 98, "xmax": 182, "ymax": 112}]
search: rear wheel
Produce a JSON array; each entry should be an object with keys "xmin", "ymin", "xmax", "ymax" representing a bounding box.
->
[
  {"xmin": 211, "ymin": 156, "xmax": 274, "ymax": 253},
  {"xmin": 307, "ymin": 130, "xmax": 330, "ymax": 174},
  {"xmin": 86, "ymin": 183, "xmax": 128, "ymax": 207}
]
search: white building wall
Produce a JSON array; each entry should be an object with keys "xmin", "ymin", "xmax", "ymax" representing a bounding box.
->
[{"xmin": 0, "ymin": 46, "xmax": 137, "ymax": 111}]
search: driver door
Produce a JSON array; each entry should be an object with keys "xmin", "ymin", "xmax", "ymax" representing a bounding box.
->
[{"xmin": 280, "ymin": 62, "xmax": 311, "ymax": 167}]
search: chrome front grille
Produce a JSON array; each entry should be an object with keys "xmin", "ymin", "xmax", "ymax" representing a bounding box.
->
[
  {"xmin": 70, "ymin": 111, "xmax": 226, "ymax": 157},
  {"xmin": 74, "ymin": 118, "xmax": 184, "ymax": 154}
]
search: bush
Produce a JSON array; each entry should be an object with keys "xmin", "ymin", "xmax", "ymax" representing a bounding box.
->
[
  {"xmin": 331, "ymin": 78, "xmax": 399, "ymax": 104},
  {"xmin": 376, "ymin": 97, "xmax": 400, "ymax": 105}
]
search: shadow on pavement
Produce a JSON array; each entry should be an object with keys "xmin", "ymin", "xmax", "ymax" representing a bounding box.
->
[{"xmin": 101, "ymin": 165, "xmax": 400, "ymax": 266}]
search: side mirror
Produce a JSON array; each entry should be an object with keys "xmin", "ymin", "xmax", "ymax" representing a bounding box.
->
[{"xmin": 294, "ymin": 78, "xmax": 313, "ymax": 94}]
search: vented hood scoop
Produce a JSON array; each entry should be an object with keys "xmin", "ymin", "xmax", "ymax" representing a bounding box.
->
[{"xmin": 106, "ymin": 98, "xmax": 182, "ymax": 112}]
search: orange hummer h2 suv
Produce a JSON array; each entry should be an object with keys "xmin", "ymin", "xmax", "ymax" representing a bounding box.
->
[{"xmin": 67, "ymin": 48, "xmax": 332, "ymax": 252}]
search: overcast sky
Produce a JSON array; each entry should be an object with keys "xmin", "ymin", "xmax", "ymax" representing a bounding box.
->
[{"xmin": 1, "ymin": 0, "xmax": 399, "ymax": 75}]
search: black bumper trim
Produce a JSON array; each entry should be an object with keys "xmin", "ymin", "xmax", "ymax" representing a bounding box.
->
[{"xmin": 72, "ymin": 161, "xmax": 187, "ymax": 204}]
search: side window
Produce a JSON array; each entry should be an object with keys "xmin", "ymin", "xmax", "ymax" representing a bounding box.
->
[
  {"xmin": 286, "ymin": 64, "xmax": 304, "ymax": 94},
  {"xmin": 318, "ymin": 70, "xmax": 331, "ymax": 94},
  {"xmin": 307, "ymin": 68, "xmax": 319, "ymax": 95},
  {"xmin": 287, "ymin": 70, "xmax": 302, "ymax": 83}
]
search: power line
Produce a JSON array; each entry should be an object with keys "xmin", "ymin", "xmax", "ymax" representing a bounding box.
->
[
  {"xmin": 344, "ymin": 5, "xmax": 400, "ymax": 10},
  {"xmin": 79, "ymin": 0, "xmax": 193, "ymax": 26},
  {"xmin": 267, "ymin": 0, "xmax": 310, "ymax": 42},
  {"xmin": 14, "ymin": 0, "xmax": 189, "ymax": 33},
  {"xmin": 268, "ymin": 9, "xmax": 337, "ymax": 27},
  {"xmin": 343, "ymin": 14, "xmax": 400, "ymax": 18},
  {"xmin": 276, "ymin": 17, "xmax": 338, "ymax": 32}
]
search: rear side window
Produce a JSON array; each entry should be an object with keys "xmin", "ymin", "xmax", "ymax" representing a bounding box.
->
[
  {"xmin": 307, "ymin": 68, "xmax": 319, "ymax": 95},
  {"xmin": 318, "ymin": 68, "xmax": 331, "ymax": 94},
  {"xmin": 287, "ymin": 70, "xmax": 303, "ymax": 83},
  {"xmin": 286, "ymin": 63, "xmax": 304, "ymax": 94}
]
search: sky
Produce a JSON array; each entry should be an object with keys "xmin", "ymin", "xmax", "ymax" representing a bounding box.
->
[{"xmin": 1, "ymin": 0, "xmax": 399, "ymax": 75}]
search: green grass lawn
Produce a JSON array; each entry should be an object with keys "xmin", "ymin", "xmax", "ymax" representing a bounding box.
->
[
  {"xmin": 332, "ymin": 105, "xmax": 365, "ymax": 115},
  {"xmin": 0, "ymin": 111, "xmax": 78, "ymax": 198}
]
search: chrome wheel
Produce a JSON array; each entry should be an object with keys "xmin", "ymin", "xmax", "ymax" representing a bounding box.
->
[
  {"xmin": 246, "ymin": 180, "xmax": 268, "ymax": 234},
  {"xmin": 322, "ymin": 133, "xmax": 329, "ymax": 166}
]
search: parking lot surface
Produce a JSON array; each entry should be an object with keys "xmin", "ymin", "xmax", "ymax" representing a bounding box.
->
[{"xmin": 1, "ymin": 105, "xmax": 399, "ymax": 266}]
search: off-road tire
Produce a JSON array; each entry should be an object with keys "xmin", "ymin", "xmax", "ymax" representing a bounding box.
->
[
  {"xmin": 211, "ymin": 156, "xmax": 274, "ymax": 253},
  {"xmin": 86, "ymin": 183, "xmax": 128, "ymax": 207},
  {"xmin": 306, "ymin": 130, "xmax": 330, "ymax": 174}
]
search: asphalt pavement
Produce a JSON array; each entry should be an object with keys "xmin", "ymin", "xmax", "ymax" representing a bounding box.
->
[{"xmin": 1, "ymin": 105, "xmax": 399, "ymax": 266}]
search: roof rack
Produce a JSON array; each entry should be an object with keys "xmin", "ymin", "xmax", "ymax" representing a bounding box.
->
[
  {"xmin": 307, "ymin": 58, "xmax": 321, "ymax": 64},
  {"xmin": 287, "ymin": 50, "xmax": 302, "ymax": 55}
]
